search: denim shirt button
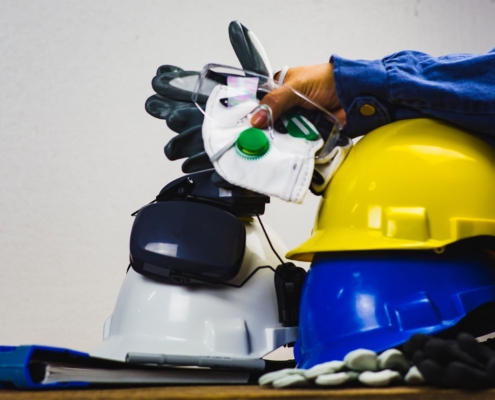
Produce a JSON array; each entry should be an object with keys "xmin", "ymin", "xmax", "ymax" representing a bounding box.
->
[{"xmin": 359, "ymin": 104, "xmax": 376, "ymax": 116}]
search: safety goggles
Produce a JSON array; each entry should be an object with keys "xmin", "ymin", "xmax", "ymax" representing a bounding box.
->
[{"xmin": 192, "ymin": 63, "xmax": 342, "ymax": 161}]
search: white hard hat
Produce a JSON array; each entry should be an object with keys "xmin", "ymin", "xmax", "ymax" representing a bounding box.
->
[{"xmin": 92, "ymin": 218, "xmax": 299, "ymax": 361}]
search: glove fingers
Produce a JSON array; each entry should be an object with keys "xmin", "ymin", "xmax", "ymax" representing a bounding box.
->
[
  {"xmin": 412, "ymin": 349, "xmax": 425, "ymax": 366},
  {"xmin": 228, "ymin": 20, "xmax": 271, "ymax": 76},
  {"xmin": 404, "ymin": 366, "xmax": 425, "ymax": 384},
  {"xmin": 182, "ymin": 152, "xmax": 213, "ymax": 173},
  {"xmin": 402, "ymin": 334, "xmax": 431, "ymax": 358},
  {"xmin": 377, "ymin": 349, "xmax": 410, "ymax": 374},
  {"xmin": 156, "ymin": 65, "xmax": 183, "ymax": 75},
  {"xmin": 423, "ymin": 338, "xmax": 456, "ymax": 366},
  {"xmin": 417, "ymin": 359, "xmax": 448, "ymax": 387},
  {"xmin": 258, "ymin": 368, "xmax": 304, "ymax": 386},
  {"xmin": 444, "ymin": 361, "xmax": 492, "ymax": 389},
  {"xmin": 304, "ymin": 361, "xmax": 344, "ymax": 380},
  {"xmin": 457, "ymin": 332, "xmax": 495, "ymax": 365},
  {"xmin": 152, "ymin": 70, "xmax": 202, "ymax": 103},
  {"xmin": 166, "ymin": 106, "xmax": 204, "ymax": 133},
  {"xmin": 145, "ymin": 94, "xmax": 180, "ymax": 120},
  {"xmin": 315, "ymin": 371, "xmax": 359, "ymax": 387},
  {"xmin": 272, "ymin": 374, "xmax": 309, "ymax": 388},
  {"xmin": 164, "ymin": 126, "xmax": 204, "ymax": 160},
  {"xmin": 425, "ymin": 338, "xmax": 483, "ymax": 368},
  {"xmin": 344, "ymin": 349, "xmax": 377, "ymax": 372},
  {"xmin": 145, "ymin": 95, "xmax": 204, "ymax": 134},
  {"xmin": 211, "ymin": 172, "xmax": 237, "ymax": 189},
  {"xmin": 486, "ymin": 356, "xmax": 495, "ymax": 380},
  {"xmin": 358, "ymin": 370, "xmax": 402, "ymax": 387}
]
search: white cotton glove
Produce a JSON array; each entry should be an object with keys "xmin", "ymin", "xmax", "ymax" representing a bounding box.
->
[
  {"xmin": 359, "ymin": 370, "xmax": 402, "ymax": 387},
  {"xmin": 316, "ymin": 371, "xmax": 360, "ymax": 386},
  {"xmin": 258, "ymin": 347, "xmax": 425, "ymax": 389},
  {"xmin": 377, "ymin": 349, "xmax": 410, "ymax": 374},
  {"xmin": 404, "ymin": 365, "xmax": 426, "ymax": 385},
  {"xmin": 344, "ymin": 348, "xmax": 378, "ymax": 371},
  {"xmin": 258, "ymin": 368, "xmax": 309, "ymax": 388},
  {"xmin": 303, "ymin": 360, "xmax": 344, "ymax": 379}
]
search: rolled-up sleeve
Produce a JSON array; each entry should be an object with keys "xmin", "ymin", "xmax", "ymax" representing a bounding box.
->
[{"xmin": 332, "ymin": 49, "xmax": 495, "ymax": 139}]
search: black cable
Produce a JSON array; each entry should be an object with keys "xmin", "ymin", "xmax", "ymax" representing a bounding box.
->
[
  {"xmin": 166, "ymin": 214, "xmax": 289, "ymax": 286},
  {"xmin": 221, "ymin": 265, "xmax": 276, "ymax": 288},
  {"xmin": 255, "ymin": 212, "xmax": 285, "ymax": 265},
  {"xmin": 168, "ymin": 265, "xmax": 278, "ymax": 288}
]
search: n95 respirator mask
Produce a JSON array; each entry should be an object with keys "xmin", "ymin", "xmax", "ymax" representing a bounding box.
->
[{"xmin": 193, "ymin": 64, "xmax": 343, "ymax": 203}]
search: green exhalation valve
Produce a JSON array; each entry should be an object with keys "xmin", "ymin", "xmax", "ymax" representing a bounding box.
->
[
  {"xmin": 286, "ymin": 114, "xmax": 319, "ymax": 141},
  {"xmin": 236, "ymin": 127, "xmax": 270, "ymax": 159}
]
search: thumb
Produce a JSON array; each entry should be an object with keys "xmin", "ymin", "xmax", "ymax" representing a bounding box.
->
[{"xmin": 251, "ymin": 85, "xmax": 299, "ymax": 128}]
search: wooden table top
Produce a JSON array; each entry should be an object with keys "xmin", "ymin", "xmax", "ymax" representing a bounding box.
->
[{"xmin": 1, "ymin": 385, "xmax": 495, "ymax": 400}]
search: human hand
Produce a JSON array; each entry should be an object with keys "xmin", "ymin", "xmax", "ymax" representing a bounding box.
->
[{"xmin": 251, "ymin": 63, "xmax": 346, "ymax": 128}]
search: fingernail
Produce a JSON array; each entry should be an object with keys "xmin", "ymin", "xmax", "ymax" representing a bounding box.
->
[{"xmin": 251, "ymin": 110, "xmax": 267, "ymax": 128}]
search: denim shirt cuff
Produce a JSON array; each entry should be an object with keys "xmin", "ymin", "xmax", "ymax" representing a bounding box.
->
[{"xmin": 331, "ymin": 55, "xmax": 392, "ymax": 137}]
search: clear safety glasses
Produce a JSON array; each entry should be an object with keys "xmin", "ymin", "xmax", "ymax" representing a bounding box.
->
[{"xmin": 192, "ymin": 64, "xmax": 342, "ymax": 160}]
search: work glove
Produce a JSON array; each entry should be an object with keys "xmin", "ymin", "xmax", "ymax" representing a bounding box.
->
[
  {"xmin": 403, "ymin": 333, "xmax": 495, "ymax": 389},
  {"xmin": 145, "ymin": 21, "xmax": 271, "ymax": 188},
  {"xmin": 145, "ymin": 66, "xmax": 214, "ymax": 174},
  {"xmin": 258, "ymin": 348, "xmax": 424, "ymax": 388},
  {"xmin": 146, "ymin": 21, "xmax": 349, "ymax": 199}
]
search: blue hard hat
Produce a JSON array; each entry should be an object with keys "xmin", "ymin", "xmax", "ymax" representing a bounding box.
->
[{"xmin": 295, "ymin": 242, "xmax": 495, "ymax": 368}]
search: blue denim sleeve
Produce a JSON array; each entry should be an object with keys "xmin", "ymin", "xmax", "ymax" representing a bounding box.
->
[{"xmin": 332, "ymin": 49, "xmax": 495, "ymax": 141}]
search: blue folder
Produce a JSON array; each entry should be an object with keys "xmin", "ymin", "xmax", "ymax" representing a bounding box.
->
[
  {"xmin": 0, "ymin": 345, "xmax": 257, "ymax": 389},
  {"xmin": 0, "ymin": 345, "xmax": 91, "ymax": 389}
]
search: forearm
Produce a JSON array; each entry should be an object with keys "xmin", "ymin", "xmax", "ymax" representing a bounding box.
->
[{"xmin": 332, "ymin": 49, "xmax": 495, "ymax": 138}]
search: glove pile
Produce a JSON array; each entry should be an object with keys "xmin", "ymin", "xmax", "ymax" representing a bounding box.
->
[
  {"xmin": 259, "ymin": 348, "xmax": 424, "ymax": 388},
  {"xmin": 403, "ymin": 332, "xmax": 495, "ymax": 390},
  {"xmin": 260, "ymin": 333, "xmax": 495, "ymax": 390}
]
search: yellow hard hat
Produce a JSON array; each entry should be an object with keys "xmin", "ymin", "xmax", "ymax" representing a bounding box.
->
[{"xmin": 287, "ymin": 118, "xmax": 495, "ymax": 262}]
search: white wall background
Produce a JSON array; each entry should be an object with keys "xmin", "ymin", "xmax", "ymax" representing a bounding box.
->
[{"xmin": 1, "ymin": 0, "xmax": 494, "ymax": 352}]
